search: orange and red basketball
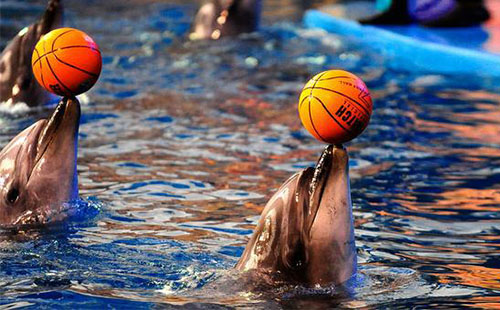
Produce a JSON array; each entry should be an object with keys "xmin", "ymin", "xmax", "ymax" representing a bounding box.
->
[
  {"xmin": 298, "ymin": 70, "xmax": 372, "ymax": 145},
  {"xmin": 32, "ymin": 27, "xmax": 102, "ymax": 97}
]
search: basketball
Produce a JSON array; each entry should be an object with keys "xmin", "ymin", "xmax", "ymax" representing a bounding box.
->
[
  {"xmin": 298, "ymin": 70, "xmax": 372, "ymax": 145},
  {"xmin": 31, "ymin": 28, "xmax": 102, "ymax": 97}
]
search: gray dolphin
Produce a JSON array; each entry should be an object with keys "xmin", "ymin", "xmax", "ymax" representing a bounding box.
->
[
  {"xmin": 0, "ymin": 0, "xmax": 62, "ymax": 107},
  {"xmin": 190, "ymin": 0, "xmax": 261, "ymax": 40},
  {"xmin": 236, "ymin": 145, "xmax": 357, "ymax": 286},
  {"xmin": 0, "ymin": 97, "xmax": 80, "ymax": 226}
]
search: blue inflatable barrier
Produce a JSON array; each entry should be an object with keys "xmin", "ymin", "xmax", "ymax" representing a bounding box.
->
[{"xmin": 304, "ymin": 9, "xmax": 500, "ymax": 76}]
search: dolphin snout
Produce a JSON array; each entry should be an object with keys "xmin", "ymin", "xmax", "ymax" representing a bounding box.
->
[
  {"xmin": 38, "ymin": 0, "xmax": 63, "ymax": 34},
  {"xmin": 36, "ymin": 97, "xmax": 80, "ymax": 164},
  {"xmin": 330, "ymin": 144, "xmax": 348, "ymax": 164}
]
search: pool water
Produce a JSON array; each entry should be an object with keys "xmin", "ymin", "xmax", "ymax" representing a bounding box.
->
[{"xmin": 1, "ymin": 0, "xmax": 500, "ymax": 308}]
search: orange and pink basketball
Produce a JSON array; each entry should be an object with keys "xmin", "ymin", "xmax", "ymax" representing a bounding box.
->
[
  {"xmin": 298, "ymin": 69, "xmax": 373, "ymax": 144},
  {"xmin": 32, "ymin": 27, "xmax": 102, "ymax": 97}
]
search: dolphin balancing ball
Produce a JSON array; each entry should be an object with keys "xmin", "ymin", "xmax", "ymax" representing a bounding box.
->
[
  {"xmin": 298, "ymin": 69, "xmax": 372, "ymax": 144},
  {"xmin": 32, "ymin": 27, "xmax": 102, "ymax": 97}
]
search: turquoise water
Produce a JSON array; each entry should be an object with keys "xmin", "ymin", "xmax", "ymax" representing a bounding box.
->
[{"xmin": 1, "ymin": 0, "xmax": 500, "ymax": 308}]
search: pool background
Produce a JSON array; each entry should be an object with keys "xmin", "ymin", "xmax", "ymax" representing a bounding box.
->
[{"xmin": 1, "ymin": 0, "xmax": 500, "ymax": 308}]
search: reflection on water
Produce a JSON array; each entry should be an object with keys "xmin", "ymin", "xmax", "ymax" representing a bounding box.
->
[{"xmin": 1, "ymin": 0, "xmax": 500, "ymax": 308}]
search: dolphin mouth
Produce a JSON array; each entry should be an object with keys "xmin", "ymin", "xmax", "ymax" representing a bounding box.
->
[
  {"xmin": 32, "ymin": 97, "xmax": 80, "ymax": 174},
  {"xmin": 305, "ymin": 145, "xmax": 333, "ymax": 231},
  {"xmin": 309, "ymin": 145, "xmax": 334, "ymax": 204},
  {"xmin": 35, "ymin": 100, "xmax": 66, "ymax": 164},
  {"xmin": 303, "ymin": 144, "xmax": 349, "ymax": 238}
]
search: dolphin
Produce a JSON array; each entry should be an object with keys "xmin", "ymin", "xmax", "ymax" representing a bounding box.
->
[
  {"xmin": 0, "ymin": 0, "xmax": 63, "ymax": 107},
  {"xmin": 0, "ymin": 97, "xmax": 80, "ymax": 226},
  {"xmin": 190, "ymin": 0, "xmax": 261, "ymax": 40},
  {"xmin": 236, "ymin": 145, "xmax": 357, "ymax": 286}
]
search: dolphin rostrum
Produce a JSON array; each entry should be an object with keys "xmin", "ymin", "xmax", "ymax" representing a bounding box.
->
[
  {"xmin": 190, "ymin": 0, "xmax": 261, "ymax": 40},
  {"xmin": 0, "ymin": 0, "xmax": 62, "ymax": 107},
  {"xmin": 0, "ymin": 97, "xmax": 80, "ymax": 226},
  {"xmin": 236, "ymin": 145, "xmax": 357, "ymax": 286}
]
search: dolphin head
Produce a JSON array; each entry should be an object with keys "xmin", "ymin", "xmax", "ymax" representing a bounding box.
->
[
  {"xmin": 300, "ymin": 145, "xmax": 357, "ymax": 285},
  {"xmin": 236, "ymin": 145, "xmax": 356, "ymax": 286},
  {"xmin": 190, "ymin": 0, "xmax": 261, "ymax": 40},
  {"xmin": 0, "ymin": 97, "xmax": 80, "ymax": 226},
  {"xmin": 0, "ymin": 0, "xmax": 62, "ymax": 106}
]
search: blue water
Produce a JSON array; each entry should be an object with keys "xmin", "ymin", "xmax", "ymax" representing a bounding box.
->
[{"xmin": 1, "ymin": 0, "xmax": 500, "ymax": 308}]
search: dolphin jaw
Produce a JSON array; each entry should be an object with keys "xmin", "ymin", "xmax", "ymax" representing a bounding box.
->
[
  {"xmin": 34, "ymin": 99, "xmax": 67, "ymax": 166},
  {"xmin": 28, "ymin": 97, "xmax": 80, "ymax": 186},
  {"xmin": 304, "ymin": 145, "xmax": 355, "ymax": 286},
  {"xmin": 308, "ymin": 146, "xmax": 331, "ymax": 207},
  {"xmin": 303, "ymin": 145, "xmax": 337, "ymax": 239}
]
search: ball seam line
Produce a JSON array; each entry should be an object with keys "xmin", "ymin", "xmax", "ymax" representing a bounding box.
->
[
  {"xmin": 51, "ymin": 29, "xmax": 75, "ymax": 52},
  {"xmin": 298, "ymin": 93, "xmax": 309, "ymax": 110},
  {"xmin": 32, "ymin": 46, "xmax": 100, "ymax": 67},
  {"xmin": 308, "ymin": 97, "xmax": 326, "ymax": 142},
  {"xmin": 308, "ymin": 71, "xmax": 327, "ymax": 112},
  {"xmin": 303, "ymin": 86, "xmax": 370, "ymax": 116},
  {"xmin": 45, "ymin": 56, "xmax": 72, "ymax": 96},
  {"xmin": 307, "ymin": 71, "xmax": 328, "ymax": 142},
  {"xmin": 40, "ymin": 40, "xmax": 49, "ymax": 91},
  {"xmin": 53, "ymin": 52, "xmax": 99, "ymax": 78},
  {"xmin": 312, "ymin": 95, "xmax": 351, "ymax": 134},
  {"xmin": 317, "ymin": 75, "xmax": 352, "ymax": 82},
  {"xmin": 33, "ymin": 47, "xmax": 46, "ymax": 91}
]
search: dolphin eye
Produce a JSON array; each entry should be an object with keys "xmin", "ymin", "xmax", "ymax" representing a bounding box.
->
[{"xmin": 6, "ymin": 188, "xmax": 19, "ymax": 204}]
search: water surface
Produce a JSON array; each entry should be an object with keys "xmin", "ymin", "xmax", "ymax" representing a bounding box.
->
[{"xmin": 1, "ymin": 0, "xmax": 500, "ymax": 308}]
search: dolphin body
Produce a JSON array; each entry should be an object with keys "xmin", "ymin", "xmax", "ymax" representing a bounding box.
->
[
  {"xmin": 0, "ymin": 97, "xmax": 80, "ymax": 226},
  {"xmin": 236, "ymin": 145, "xmax": 357, "ymax": 286},
  {"xmin": 190, "ymin": 0, "xmax": 261, "ymax": 40},
  {"xmin": 0, "ymin": 0, "xmax": 62, "ymax": 107}
]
